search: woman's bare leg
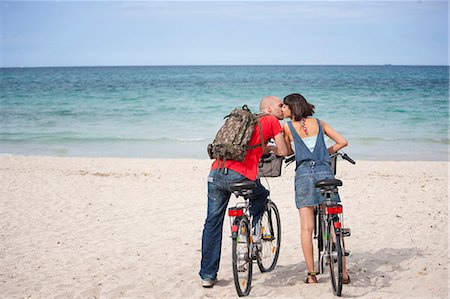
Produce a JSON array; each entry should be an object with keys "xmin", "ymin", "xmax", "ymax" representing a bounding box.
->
[
  {"xmin": 299, "ymin": 206, "xmax": 316, "ymax": 283},
  {"xmin": 342, "ymin": 237, "xmax": 349, "ymax": 282}
]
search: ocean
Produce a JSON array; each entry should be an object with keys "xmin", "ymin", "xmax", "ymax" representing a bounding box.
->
[{"xmin": 0, "ymin": 65, "xmax": 448, "ymax": 160}]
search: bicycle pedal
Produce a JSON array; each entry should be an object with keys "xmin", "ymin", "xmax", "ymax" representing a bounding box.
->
[
  {"xmin": 344, "ymin": 250, "xmax": 351, "ymax": 256},
  {"xmin": 342, "ymin": 228, "xmax": 351, "ymax": 237},
  {"xmin": 251, "ymin": 251, "xmax": 259, "ymax": 260},
  {"xmin": 332, "ymin": 256, "xmax": 338, "ymax": 263},
  {"xmin": 262, "ymin": 235, "xmax": 273, "ymax": 241}
]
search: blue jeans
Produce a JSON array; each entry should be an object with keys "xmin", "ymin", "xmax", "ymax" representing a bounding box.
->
[{"xmin": 199, "ymin": 169, "xmax": 268, "ymax": 280}]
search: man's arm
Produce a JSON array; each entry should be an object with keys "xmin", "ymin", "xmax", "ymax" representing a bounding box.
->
[
  {"xmin": 271, "ymin": 132, "xmax": 289, "ymax": 156},
  {"xmin": 282, "ymin": 122, "xmax": 294, "ymax": 155}
]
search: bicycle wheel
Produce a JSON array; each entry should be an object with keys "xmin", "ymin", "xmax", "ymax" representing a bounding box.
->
[
  {"xmin": 232, "ymin": 216, "xmax": 252, "ymax": 297},
  {"xmin": 328, "ymin": 222, "xmax": 343, "ymax": 296},
  {"xmin": 257, "ymin": 201, "xmax": 281, "ymax": 272},
  {"xmin": 316, "ymin": 207, "xmax": 324, "ymax": 274}
]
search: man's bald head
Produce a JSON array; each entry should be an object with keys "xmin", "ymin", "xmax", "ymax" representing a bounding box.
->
[
  {"xmin": 260, "ymin": 96, "xmax": 284, "ymax": 120},
  {"xmin": 260, "ymin": 96, "xmax": 280, "ymax": 111}
]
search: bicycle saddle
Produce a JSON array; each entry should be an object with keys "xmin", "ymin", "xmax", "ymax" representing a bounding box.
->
[
  {"xmin": 315, "ymin": 179, "xmax": 343, "ymax": 188},
  {"xmin": 230, "ymin": 180, "xmax": 256, "ymax": 192}
]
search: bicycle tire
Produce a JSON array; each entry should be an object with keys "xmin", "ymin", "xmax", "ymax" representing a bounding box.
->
[
  {"xmin": 328, "ymin": 222, "xmax": 343, "ymax": 296},
  {"xmin": 316, "ymin": 207, "xmax": 324, "ymax": 274},
  {"xmin": 257, "ymin": 201, "xmax": 281, "ymax": 272},
  {"xmin": 232, "ymin": 216, "xmax": 253, "ymax": 297}
]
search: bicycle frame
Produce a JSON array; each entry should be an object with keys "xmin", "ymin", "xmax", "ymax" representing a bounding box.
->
[
  {"xmin": 314, "ymin": 151, "xmax": 354, "ymax": 296},
  {"xmin": 228, "ymin": 196, "xmax": 253, "ymax": 297},
  {"xmin": 316, "ymin": 195, "xmax": 343, "ymax": 273},
  {"xmin": 227, "ymin": 189, "xmax": 281, "ymax": 297},
  {"xmin": 228, "ymin": 198, "xmax": 275, "ymax": 247},
  {"xmin": 229, "ymin": 200, "xmax": 252, "ymax": 243}
]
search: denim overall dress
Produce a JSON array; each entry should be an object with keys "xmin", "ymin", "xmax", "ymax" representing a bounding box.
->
[{"xmin": 287, "ymin": 119, "xmax": 340, "ymax": 208}]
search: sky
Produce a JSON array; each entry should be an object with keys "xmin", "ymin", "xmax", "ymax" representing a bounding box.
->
[{"xmin": 0, "ymin": 0, "xmax": 448, "ymax": 67}]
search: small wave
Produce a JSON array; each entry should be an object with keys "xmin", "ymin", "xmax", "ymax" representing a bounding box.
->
[
  {"xmin": 0, "ymin": 134, "xmax": 210, "ymax": 143},
  {"xmin": 355, "ymin": 136, "xmax": 449, "ymax": 144},
  {"xmin": 175, "ymin": 137, "xmax": 209, "ymax": 142}
]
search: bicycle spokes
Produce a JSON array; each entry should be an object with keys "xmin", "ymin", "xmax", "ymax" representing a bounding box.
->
[
  {"xmin": 329, "ymin": 225, "xmax": 344, "ymax": 296},
  {"xmin": 256, "ymin": 202, "xmax": 281, "ymax": 273},
  {"xmin": 231, "ymin": 216, "xmax": 252, "ymax": 296},
  {"xmin": 228, "ymin": 195, "xmax": 282, "ymax": 296}
]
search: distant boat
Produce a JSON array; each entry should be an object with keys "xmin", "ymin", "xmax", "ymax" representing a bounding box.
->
[{"xmin": 384, "ymin": 64, "xmax": 392, "ymax": 66}]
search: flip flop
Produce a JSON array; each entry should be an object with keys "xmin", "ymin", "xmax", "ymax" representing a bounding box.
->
[{"xmin": 304, "ymin": 272, "xmax": 318, "ymax": 284}]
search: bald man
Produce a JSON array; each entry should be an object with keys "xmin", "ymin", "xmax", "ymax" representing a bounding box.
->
[
  {"xmin": 260, "ymin": 95, "xmax": 285, "ymax": 121},
  {"xmin": 199, "ymin": 96, "xmax": 288, "ymax": 288}
]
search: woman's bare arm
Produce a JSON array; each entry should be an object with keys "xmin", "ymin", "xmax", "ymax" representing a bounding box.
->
[
  {"xmin": 282, "ymin": 123, "xmax": 294, "ymax": 155},
  {"xmin": 322, "ymin": 120, "xmax": 348, "ymax": 154}
]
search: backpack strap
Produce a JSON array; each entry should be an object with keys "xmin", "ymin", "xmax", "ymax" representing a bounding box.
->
[{"xmin": 248, "ymin": 114, "xmax": 266, "ymax": 152}]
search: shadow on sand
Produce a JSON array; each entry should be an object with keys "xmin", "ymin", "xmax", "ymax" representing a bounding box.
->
[{"xmin": 260, "ymin": 247, "xmax": 425, "ymax": 297}]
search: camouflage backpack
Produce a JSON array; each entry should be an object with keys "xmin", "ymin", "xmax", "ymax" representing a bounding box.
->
[{"xmin": 207, "ymin": 105, "xmax": 265, "ymax": 167}]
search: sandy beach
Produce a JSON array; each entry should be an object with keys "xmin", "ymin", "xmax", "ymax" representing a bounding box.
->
[{"xmin": 0, "ymin": 156, "xmax": 448, "ymax": 298}]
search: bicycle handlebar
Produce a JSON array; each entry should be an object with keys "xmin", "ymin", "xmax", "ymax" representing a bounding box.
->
[
  {"xmin": 330, "ymin": 151, "xmax": 356, "ymax": 165},
  {"xmin": 342, "ymin": 153, "xmax": 356, "ymax": 164},
  {"xmin": 285, "ymin": 151, "xmax": 356, "ymax": 167},
  {"xmin": 284, "ymin": 154, "xmax": 296, "ymax": 164}
]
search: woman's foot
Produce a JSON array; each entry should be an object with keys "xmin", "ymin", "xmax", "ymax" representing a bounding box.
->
[
  {"xmin": 342, "ymin": 273, "xmax": 351, "ymax": 284},
  {"xmin": 304, "ymin": 272, "xmax": 318, "ymax": 284}
]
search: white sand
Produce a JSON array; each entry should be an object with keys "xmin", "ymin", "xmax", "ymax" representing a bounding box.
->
[{"xmin": 0, "ymin": 156, "xmax": 448, "ymax": 298}]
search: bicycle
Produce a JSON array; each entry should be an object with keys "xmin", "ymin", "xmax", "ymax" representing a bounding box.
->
[
  {"xmin": 314, "ymin": 151, "xmax": 355, "ymax": 296},
  {"xmin": 227, "ymin": 180, "xmax": 281, "ymax": 297}
]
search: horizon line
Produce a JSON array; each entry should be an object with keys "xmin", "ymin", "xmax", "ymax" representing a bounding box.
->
[{"xmin": 1, "ymin": 63, "xmax": 448, "ymax": 69}]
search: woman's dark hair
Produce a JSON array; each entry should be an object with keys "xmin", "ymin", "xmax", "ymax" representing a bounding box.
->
[{"xmin": 283, "ymin": 93, "xmax": 315, "ymax": 120}]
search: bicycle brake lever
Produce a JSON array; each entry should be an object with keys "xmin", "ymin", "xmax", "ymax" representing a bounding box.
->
[
  {"xmin": 285, "ymin": 160, "xmax": 295, "ymax": 168},
  {"xmin": 342, "ymin": 153, "xmax": 356, "ymax": 164},
  {"xmin": 284, "ymin": 154, "xmax": 295, "ymax": 168}
]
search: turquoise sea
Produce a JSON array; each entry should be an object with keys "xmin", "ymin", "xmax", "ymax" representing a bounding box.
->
[{"xmin": 0, "ymin": 65, "xmax": 448, "ymax": 160}]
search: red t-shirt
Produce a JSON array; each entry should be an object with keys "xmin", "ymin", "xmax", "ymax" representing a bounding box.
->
[{"xmin": 211, "ymin": 115, "xmax": 283, "ymax": 180}]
